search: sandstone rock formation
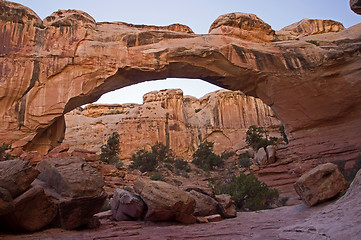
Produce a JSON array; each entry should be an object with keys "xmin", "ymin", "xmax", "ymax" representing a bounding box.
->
[
  {"xmin": 187, "ymin": 190, "xmax": 218, "ymax": 217},
  {"xmin": 351, "ymin": 0, "xmax": 361, "ymax": 14},
  {"xmin": 1, "ymin": 1, "xmax": 361, "ymax": 202},
  {"xmin": 209, "ymin": 12, "xmax": 275, "ymax": 42},
  {"xmin": 275, "ymin": 19, "xmax": 345, "ymax": 41},
  {"xmin": 215, "ymin": 194, "xmax": 237, "ymax": 218},
  {"xmin": 0, "ymin": 157, "xmax": 106, "ymax": 232},
  {"xmin": 64, "ymin": 89, "xmax": 281, "ymax": 159},
  {"xmin": 294, "ymin": 163, "xmax": 347, "ymax": 206},
  {"xmin": 133, "ymin": 177, "xmax": 196, "ymax": 223},
  {"xmin": 110, "ymin": 188, "xmax": 146, "ymax": 221}
]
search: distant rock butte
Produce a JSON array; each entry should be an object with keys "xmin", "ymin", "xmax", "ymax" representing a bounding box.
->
[
  {"xmin": 1, "ymin": 0, "xmax": 361, "ymax": 185},
  {"xmin": 64, "ymin": 89, "xmax": 281, "ymax": 159}
]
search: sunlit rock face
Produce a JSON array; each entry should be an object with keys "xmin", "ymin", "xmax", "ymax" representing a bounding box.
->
[
  {"xmin": 1, "ymin": 0, "xmax": 361, "ymax": 180},
  {"xmin": 64, "ymin": 89, "xmax": 281, "ymax": 159}
]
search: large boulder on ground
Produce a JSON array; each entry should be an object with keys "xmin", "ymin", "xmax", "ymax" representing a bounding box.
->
[
  {"xmin": 0, "ymin": 159, "xmax": 39, "ymax": 198},
  {"xmin": 294, "ymin": 163, "xmax": 347, "ymax": 206},
  {"xmin": 36, "ymin": 157, "xmax": 107, "ymax": 230},
  {"xmin": 187, "ymin": 190, "xmax": 218, "ymax": 217},
  {"xmin": 215, "ymin": 194, "xmax": 237, "ymax": 218},
  {"xmin": 110, "ymin": 188, "xmax": 146, "ymax": 221},
  {"xmin": 351, "ymin": 0, "xmax": 361, "ymax": 14},
  {"xmin": 0, "ymin": 187, "xmax": 13, "ymax": 216},
  {"xmin": 0, "ymin": 184, "xmax": 57, "ymax": 232},
  {"xmin": 133, "ymin": 178, "xmax": 196, "ymax": 224},
  {"xmin": 209, "ymin": 12, "xmax": 275, "ymax": 43}
]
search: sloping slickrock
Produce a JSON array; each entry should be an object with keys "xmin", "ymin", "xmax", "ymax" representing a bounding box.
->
[
  {"xmin": 36, "ymin": 157, "xmax": 107, "ymax": 230},
  {"xmin": 110, "ymin": 188, "xmax": 146, "ymax": 221},
  {"xmin": 133, "ymin": 178, "xmax": 196, "ymax": 223},
  {"xmin": 0, "ymin": 159, "xmax": 39, "ymax": 198},
  {"xmin": 0, "ymin": 184, "xmax": 57, "ymax": 232},
  {"xmin": 294, "ymin": 163, "xmax": 347, "ymax": 206},
  {"xmin": 187, "ymin": 190, "xmax": 218, "ymax": 217},
  {"xmin": 279, "ymin": 169, "xmax": 361, "ymax": 239}
]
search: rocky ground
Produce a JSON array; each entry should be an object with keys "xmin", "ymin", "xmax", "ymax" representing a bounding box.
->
[{"xmin": 0, "ymin": 201, "xmax": 349, "ymax": 240}]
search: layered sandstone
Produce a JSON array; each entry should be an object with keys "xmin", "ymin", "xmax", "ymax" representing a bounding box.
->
[
  {"xmin": 64, "ymin": 89, "xmax": 281, "ymax": 159},
  {"xmin": 0, "ymin": 1, "xmax": 361, "ymax": 190}
]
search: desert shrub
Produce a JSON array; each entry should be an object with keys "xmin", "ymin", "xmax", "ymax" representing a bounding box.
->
[
  {"xmin": 174, "ymin": 158, "xmax": 191, "ymax": 172},
  {"xmin": 150, "ymin": 172, "xmax": 165, "ymax": 181},
  {"xmin": 238, "ymin": 157, "xmax": 251, "ymax": 168},
  {"xmin": 100, "ymin": 132, "xmax": 122, "ymax": 167},
  {"xmin": 213, "ymin": 172, "xmax": 279, "ymax": 211},
  {"xmin": 333, "ymin": 156, "xmax": 361, "ymax": 184},
  {"xmin": 246, "ymin": 125, "xmax": 278, "ymax": 151},
  {"xmin": 0, "ymin": 143, "xmax": 12, "ymax": 161},
  {"xmin": 195, "ymin": 108, "xmax": 202, "ymax": 113},
  {"xmin": 306, "ymin": 40, "xmax": 320, "ymax": 46},
  {"xmin": 280, "ymin": 125, "xmax": 289, "ymax": 144},
  {"xmin": 192, "ymin": 141, "xmax": 223, "ymax": 171},
  {"xmin": 221, "ymin": 150, "xmax": 234, "ymax": 160},
  {"xmin": 130, "ymin": 143, "xmax": 173, "ymax": 173}
]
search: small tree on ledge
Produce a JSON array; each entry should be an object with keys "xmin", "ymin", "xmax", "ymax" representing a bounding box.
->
[{"xmin": 100, "ymin": 132, "xmax": 121, "ymax": 167}]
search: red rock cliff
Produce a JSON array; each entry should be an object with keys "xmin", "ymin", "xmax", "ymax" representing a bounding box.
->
[{"xmin": 64, "ymin": 89, "xmax": 281, "ymax": 159}]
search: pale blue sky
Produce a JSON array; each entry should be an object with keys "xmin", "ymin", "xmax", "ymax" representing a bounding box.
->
[{"xmin": 12, "ymin": 0, "xmax": 361, "ymax": 104}]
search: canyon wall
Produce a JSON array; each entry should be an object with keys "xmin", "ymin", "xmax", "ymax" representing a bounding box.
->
[
  {"xmin": 64, "ymin": 89, "xmax": 281, "ymax": 159},
  {"xmin": 0, "ymin": 0, "xmax": 361, "ymax": 187}
]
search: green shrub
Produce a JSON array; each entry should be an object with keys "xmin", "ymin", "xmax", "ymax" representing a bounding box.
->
[
  {"xmin": 246, "ymin": 125, "xmax": 278, "ymax": 151},
  {"xmin": 174, "ymin": 158, "xmax": 191, "ymax": 172},
  {"xmin": 130, "ymin": 143, "xmax": 173, "ymax": 173},
  {"xmin": 195, "ymin": 108, "xmax": 202, "ymax": 113},
  {"xmin": 280, "ymin": 126, "xmax": 289, "ymax": 144},
  {"xmin": 238, "ymin": 157, "xmax": 251, "ymax": 168},
  {"xmin": 100, "ymin": 132, "xmax": 122, "ymax": 167},
  {"xmin": 150, "ymin": 172, "xmax": 165, "ymax": 181},
  {"xmin": 0, "ymin": 143, "xmax": 12, "ymax": 161},
  {"xmin": 192, "ymin": 141, "xmax": 223, "ymax": 171},
  {"xmin": 221, "ymin": 150, "xmax": 234, "ymax": 160},
  {"xmin": 213, "ymin": 172, "xmax": 279, "ymax": 211},
  {"xmin": 306, "ymin": 40, "xmax": 320, "ymax": 46}
]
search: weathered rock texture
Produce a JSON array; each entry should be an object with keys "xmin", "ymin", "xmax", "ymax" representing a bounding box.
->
[
  {"xmin": 351, "ymin": 0, "xmax": 361, "ymax": 14},
  {"xmin": 1, "ymin": 1, "xmax": 361, "ymax": 195},
  {"xmin": 64, "ymin": 89, "xmax": 280, "ymax": 159},
  {"xmin": 133, "ymin": 178, "xmax": 196, "ymax": 223},
  {"xmin": 275, "ymin": 19, "xmax": 345, "ymax": 41},
  {"xmin": 0, "ymin": 158, "xmax": 106, "ymax": 232},
  {"xmin": 294, "ymin": 163, "xmax": 347, "ymax": 206}
]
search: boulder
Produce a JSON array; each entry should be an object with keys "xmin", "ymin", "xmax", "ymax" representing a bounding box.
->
[
  {"xmin": 266, "ymin": 145, "xmax": 276, "ymax": 164},
  {"xmin": 0, "ymin": 159, "xmax": 39, "ymax": 198},
  {"xmin": 351, "ymin": 0, "xmax": 361, "ymax": 14},
  {"xmin": 256, "ymin": 148, "xmax": 268, "ymax": 165},
  {"xmin": 294, "ymin": 163, "xmax": 348, "ymax": 206},
  {"xmin": 0, "ymin": 187, "xmax": 14, "ymax": 216},
  {"xmin": 110, "ymin": 188, "xmax": 146, "ymax": 221},
  {"xmin": 205, "ymin": 214, "xmax": 223, "ymax": 222},
  {"xmin": 36, "ymin": 157, "xmax": 107, "ymax": 230},
  {"xmin": 133, "ymin": 178, "xmax": 196, "ymax": 223},
  {"xmin": 187, "ymin": 190, "xmax": 218, "ymax": 217},
  {"xmin": 0, "ymin": 184, "xmax": 57, "ymax": 232},
  {"xmin": 215, "ymin": 194, "xmax": 237, "ymax": 218},
  {"xmin": 209, "ymin": 12, "xmax": 275, "ymax": 42},
  {"xmin": 182, "ymin": 185, "xmax": 215, "ymax": 198}
]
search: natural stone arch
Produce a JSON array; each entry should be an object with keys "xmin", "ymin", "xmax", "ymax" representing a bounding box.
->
[{"xmin": 1, "ymin": 1, "xmax": 361, "ymax": 165}]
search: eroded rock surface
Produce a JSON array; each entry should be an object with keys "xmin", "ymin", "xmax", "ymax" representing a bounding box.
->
[
  {"xmin": 1, "ymin": 1, "xmax": 361, "ymax": 207},
  {"xmin": 64, "ymin": 89, "xmax": 281, "ymax": 159},
  {"xmin": 351, "ymin": 0, "xmax": 361, "ymax": 14},
  {"xmin": 294, "ymin": 163, "xmax": 347, "ymax": 206}
]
